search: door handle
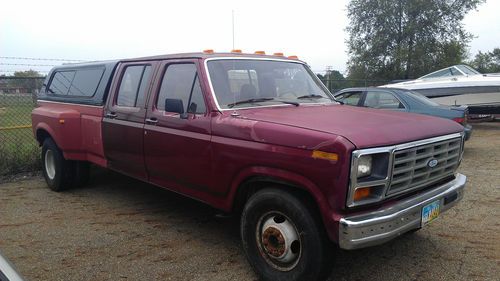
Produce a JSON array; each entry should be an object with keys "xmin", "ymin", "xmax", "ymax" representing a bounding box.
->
[
  {"xmin": 145, "ymin": 117, "xmax": 158, "ymax": 125},
  {"xmin": 106, "ymin": 112, "xmax": 117, "ymax": 119}
]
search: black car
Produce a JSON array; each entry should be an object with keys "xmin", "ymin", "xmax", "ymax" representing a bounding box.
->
[{"xmin": 334, "ymin": 87, "xmax": 472, "ymax": 140}]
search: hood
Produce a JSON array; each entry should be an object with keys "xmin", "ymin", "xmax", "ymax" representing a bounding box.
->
[{"xmin": 234, "ymin": 104, "xmax": 464, "ymax": 149}]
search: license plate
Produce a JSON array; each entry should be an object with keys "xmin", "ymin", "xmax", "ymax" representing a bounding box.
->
[{"xmin": 421, "ymin": 200, "xmax": 441, "ymax": 225}]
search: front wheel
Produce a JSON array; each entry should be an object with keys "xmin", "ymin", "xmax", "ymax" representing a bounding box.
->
[{"xmin": 241, "ymin": 188, "xmax": 331, "ymax": 281}]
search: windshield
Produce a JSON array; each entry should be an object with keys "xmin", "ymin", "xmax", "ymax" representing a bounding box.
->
[
  {"xmin": 207, "ymin": 59, "xmax": 333, "ymax": 109},
  {"xmin": 401, "ymin": 90, "xmax": 440, "ymax": 106},
  {"xmin": 456, "ymin": 65, "xmax": 481, "ymax": 75},
  {"xmin": 420, "ymin": 66, "xmax": 463, "ymax": 79}
]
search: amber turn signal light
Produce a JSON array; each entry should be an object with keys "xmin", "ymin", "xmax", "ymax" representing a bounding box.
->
[
  {"xmin": 311, "ymin": 150, "xmax": 338, "ymax": 161},
  {"xmin": 353, "ymin": 187, "xmax": 371, "ymax": 201}
]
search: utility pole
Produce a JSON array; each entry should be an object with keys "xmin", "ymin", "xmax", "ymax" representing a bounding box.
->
[{"xmin": 325, "ymin": 66, "xmax": 332, "ymax": 91}]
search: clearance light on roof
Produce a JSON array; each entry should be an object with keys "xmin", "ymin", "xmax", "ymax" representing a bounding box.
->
[
  {"xmin": 254, "ymin": 51, "xmax": 266, "ymax": 55},
  {"xmin": 288, "ymin": 55, "xmax": 299, "ymax": 60},
  {"xmin": 203, "ymin": 49, "xmax": 214, "ymax": 54},
  {"xmin": 231, "ymin": 49, "xmax": 242, "ymax": 53},
  {"xmin": 273, "ymin": 52, "xmax": 284, "ymax": 56}
]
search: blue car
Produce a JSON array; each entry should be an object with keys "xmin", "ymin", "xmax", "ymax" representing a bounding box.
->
[{"xmin": 334, "ymin": 87, "xmax": 472, "ymax": 141}]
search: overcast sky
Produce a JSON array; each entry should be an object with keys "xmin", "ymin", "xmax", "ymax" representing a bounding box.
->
[{"xmin": 1, "ymin": 0, "xmax": 499, "ymax": 75}]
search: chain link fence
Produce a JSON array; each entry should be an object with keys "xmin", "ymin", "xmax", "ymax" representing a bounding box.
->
[{"xmin": 0, "ymin": 77, "xmax": 44, "ymax": 176}]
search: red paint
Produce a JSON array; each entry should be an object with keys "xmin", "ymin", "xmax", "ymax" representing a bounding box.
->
[
  {"xmin": 32, "ymin": 101, "xmax": 108, "ymax": 167},
  {"xmin": 32, "ymin": 54, "xmax": 464, "ymax": 244}
]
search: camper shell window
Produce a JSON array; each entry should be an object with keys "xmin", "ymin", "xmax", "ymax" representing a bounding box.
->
[{"xmin": 48, "ymin": 67, "xmax": 105, "ymax": 97}]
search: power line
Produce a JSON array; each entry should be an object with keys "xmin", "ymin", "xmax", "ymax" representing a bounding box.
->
[
  {"xmin": 0, "ymin": 63, "xmax": 57, "ymax": 67},
  {"xmin": 0, "ymin": 56, "xmax": 87, "ymax": 62}
]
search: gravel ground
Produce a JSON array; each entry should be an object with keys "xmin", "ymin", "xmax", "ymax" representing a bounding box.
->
[{"xmin": 0, "ymin": 123, "xmax": 499, "ymax": 281}]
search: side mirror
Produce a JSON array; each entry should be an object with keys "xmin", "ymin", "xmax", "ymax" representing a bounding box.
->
[{"xmin": 165, "ymin": 98, "xmax": 184, "ymax": 114}]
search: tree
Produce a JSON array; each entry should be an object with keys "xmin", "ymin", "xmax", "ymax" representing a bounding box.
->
[
  {"xmin": 346, "ymin": 0, "xmax": 484, "ymax": 80},
  {"xmin": 317, "ymin": 70, "xmax": 347, "ymax": 92},
  {"xmin": 9, "ymin": 69, "xmax": 44, "ymax": 94},
  {"xmin": 469, "ymin": 48, "xmax": 500, "ymax": 73}
]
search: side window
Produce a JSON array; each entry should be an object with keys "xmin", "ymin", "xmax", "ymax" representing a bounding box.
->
[
  {"xmin": 49, "ymin": 71, "xmax": 75, "ymax": 95},
  {"xmin": 117, "ymin": 65, "xmax": 151, "ymax": 107},
  {"xmin": 364, "ymin": 91, "xmax": 404, "ymax": 109},
  {"xmin": 157, "ymin": 64, "xmax": 206, "ymax": 114},
  {"xmin": 68, "ymin": 68, "xmax": 104, "ymax": 96},
  {"xmin": 339, "ymin": 91, "xmax": 362, "ymax": 106}
]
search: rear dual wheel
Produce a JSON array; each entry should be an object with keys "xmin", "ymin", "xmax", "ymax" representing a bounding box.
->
[
  {"xmin": 41, "ymin": 138, "xmax": 89, "ymax": 191},
  {"xmin": 241, "ymin": 188, "xmax": 332, "ymax": 281}
]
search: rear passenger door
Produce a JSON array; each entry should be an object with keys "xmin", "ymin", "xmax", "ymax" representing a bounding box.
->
[
  {"xmin": 103, "ymin": 61, "xmax": 158, "ymax": 179},
  {"xmin": 143, "ymin": 60, "xmax": 213, "ymax": 196}
]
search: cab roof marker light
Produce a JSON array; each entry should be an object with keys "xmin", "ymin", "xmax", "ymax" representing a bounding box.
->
[
  {"xmin": 288, "ymin": 55, "xmax": 299, "ymax": 60},
  {"xmin": 254, "ymin": 51, "xmax": 266, "ymax": 55},
  {"xmin": 203, "ymin": 49, "xmax": 214, "ymax": 54},
  {"xmin": 273, "ymin": 52, "xmax": 284, "ymax": 56},
  {"xmin": 231, "ymin": 49, "xmax": 242, "ymax": 53}
]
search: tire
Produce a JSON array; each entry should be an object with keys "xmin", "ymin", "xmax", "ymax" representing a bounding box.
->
[
  {"xmin": 241, "ymin": 188, "xmax": 331, "ymax": 281},
  {"xmin": 41, "ymin": 138, "xmax": 74, "ymax": 191},
  {"xmin": 72, "ymin": 161, "xmax": 90, "ymax": 187}
]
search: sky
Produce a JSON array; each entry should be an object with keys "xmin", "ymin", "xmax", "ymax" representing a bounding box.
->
[{"xmin": 1, "ymin": 0, "xmax": 499, "ymax": 76}]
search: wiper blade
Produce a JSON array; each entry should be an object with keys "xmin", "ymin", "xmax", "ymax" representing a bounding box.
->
[
  {"xmin": 297, "ymin": 94, "xmax": 328, "ymax": 99},
  {"xmin": 227, "ymin": 98, "xmax": 274, "ymax": 108},
  {"xmin": 227, "ymin": 97, "xmax": 299, "ymax": 108}
]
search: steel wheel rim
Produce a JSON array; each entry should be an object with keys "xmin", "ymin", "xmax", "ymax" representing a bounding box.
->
[
  {"xmin": 45, "ymin": 149, "xmax": 56, "ymax": 180},
  {"xmin": 255, "ymin": 211, "xmax": 302, "ymax": 271}
]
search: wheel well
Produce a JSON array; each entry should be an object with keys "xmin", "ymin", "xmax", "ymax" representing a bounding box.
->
[
  {"xmin": 36, "ymin": 129, "xmax": 51, "ymax": 146},
  {"xmin": 232, "ymin": 176, "xmax": 320, "ymax": 217}
]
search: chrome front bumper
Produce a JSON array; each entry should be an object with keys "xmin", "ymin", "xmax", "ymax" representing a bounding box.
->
[{"xmin": 338, "ymin": 173, "xmax": 466, "ymax": 250}]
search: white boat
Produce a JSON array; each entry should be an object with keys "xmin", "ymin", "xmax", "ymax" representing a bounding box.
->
[{"xmin": 381, "ymin": 65, "xmax": 500, "ymax": 115}]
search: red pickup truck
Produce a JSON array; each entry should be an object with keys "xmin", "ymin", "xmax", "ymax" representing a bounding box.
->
[{"xmin": 32, "ymin": 51, "xmax": 467, "ymax": 281}]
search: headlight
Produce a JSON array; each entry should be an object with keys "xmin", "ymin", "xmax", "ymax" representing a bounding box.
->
[
  {"xmin": 357, "ymin": 155, "xmax": 372, "ymax": 178},
  {"xmin": 348, "ymin": 150, "xmax": 391, "ymax": 207}
]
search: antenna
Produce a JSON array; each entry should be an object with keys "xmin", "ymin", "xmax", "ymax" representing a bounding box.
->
[{"xmin": 232, "ymin": 10, "xmax": 235, "ymax": 50}]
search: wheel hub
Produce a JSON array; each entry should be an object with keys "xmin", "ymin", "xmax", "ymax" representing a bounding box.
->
[
  {"xmin": 262, "ymin": 226, "xmax": 286, "ymax": 257},
  {"xmin": 45, "ymin": 149, "xmax": 56, "ymax": 180},
  {"xmin": 258, "ymin": 213, "xmax": 301, "ymax": 270}
]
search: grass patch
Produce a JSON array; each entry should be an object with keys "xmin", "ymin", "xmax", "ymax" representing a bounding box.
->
[{"xmin": 0, "ymin": 93, "xmax": 40, "ymax": 176}]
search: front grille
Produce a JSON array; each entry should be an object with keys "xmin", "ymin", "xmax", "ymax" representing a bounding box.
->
[{"xmin": 387, "ymin": 137, "xmax": 462, "ymax": 196}]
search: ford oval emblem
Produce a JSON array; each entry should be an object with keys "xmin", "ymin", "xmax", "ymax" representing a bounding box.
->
[{"xmin": 428, "ymin": 159, "xmax": 438, "ymax": 168}]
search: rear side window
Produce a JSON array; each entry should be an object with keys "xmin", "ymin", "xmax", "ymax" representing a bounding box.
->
[
  {"xmin": 68, "ymin": 68, "xmax": 105, "ymax": 96},
  {"xmin": 156, "ymin": 64, "xmax": 206, "ymax": 114},
  {"xmin": 48, "ymin": 71, "xmax": 75, "ymax": 95},
  {"xmin": 227, "ymin": 69, "xmax": 259, "ymax": 96},
  {"xmin": 48, "ymin": 68, "xmax": 104, "ymax": 97},
  {"xmin": 116, "ymin": 65, "xmax": 152, "ymax": 107},
  {"xmin": 364, "ymin": 91, "xmax": 404, "ymax": 109}
]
